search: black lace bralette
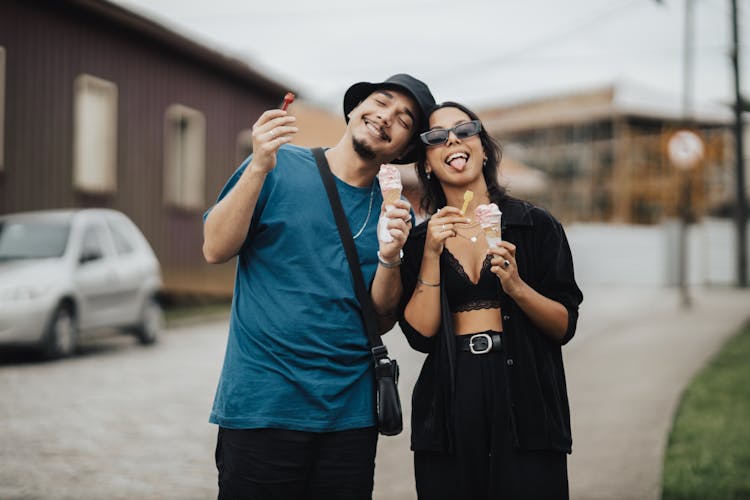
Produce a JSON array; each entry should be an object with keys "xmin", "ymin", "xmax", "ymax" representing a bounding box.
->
[{"xmin": 443, "ymin": 248, "xmax": 501, "ymax": 313}]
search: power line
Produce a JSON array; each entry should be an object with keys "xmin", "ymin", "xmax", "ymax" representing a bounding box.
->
[
  {"xmin": 488, "ymin": 43, "xmax": 733, "ymax": 65},
  {"xmin": 429, "ymin": 0, "xmax": 646, "ymax": 80}
]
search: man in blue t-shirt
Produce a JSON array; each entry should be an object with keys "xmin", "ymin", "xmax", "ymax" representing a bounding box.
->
[{"xmin": 203, "ymin": 74, "xmax": 435, "ymax": 499}]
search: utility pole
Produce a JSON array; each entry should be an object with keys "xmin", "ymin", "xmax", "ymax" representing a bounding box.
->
[
  {"xmin": 683, "ymin": 0, "xmax": 694, "ymax": 120},
  {"xmin": 677, "ymin": 0, "xmax": 696, "ymax": 307},
  {"xmin": 730, "ymin": 0, "xmax": 748, "ymax": 287}
]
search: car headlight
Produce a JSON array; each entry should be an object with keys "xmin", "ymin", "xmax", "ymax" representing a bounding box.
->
[{"xmin": 0, "ymin": 284, "xmax": 51, "ymax": 301}]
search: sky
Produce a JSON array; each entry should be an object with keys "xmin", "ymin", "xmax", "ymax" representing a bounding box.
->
[{"xmin": 111, "ymin": 0, "xmax": 748, "ymax": 113}]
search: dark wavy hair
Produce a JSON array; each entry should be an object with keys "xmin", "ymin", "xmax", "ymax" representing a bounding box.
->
[{"xmin": 415, "ymin": 101, "xmax": 506, "ymax": 215}]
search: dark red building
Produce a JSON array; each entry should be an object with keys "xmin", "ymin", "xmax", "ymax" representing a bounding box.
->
[{"xmin": 0, "ymin": 0, "xmax": 293, "ymax": 296}]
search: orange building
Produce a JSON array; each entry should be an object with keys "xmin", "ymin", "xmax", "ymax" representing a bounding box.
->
[{"xmin": 478, "ymin": 83, "xmax": 733, "ymax": 224}]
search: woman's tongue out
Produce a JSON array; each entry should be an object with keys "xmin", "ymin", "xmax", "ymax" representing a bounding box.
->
[{"xmin": 446, "ymin": 153, "xmax": 469, "ymax": 172}]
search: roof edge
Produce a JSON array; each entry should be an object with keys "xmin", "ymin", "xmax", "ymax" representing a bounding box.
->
[{"xmin": 58, "ymin": 0, "xmax": 295, "ymax": 98}]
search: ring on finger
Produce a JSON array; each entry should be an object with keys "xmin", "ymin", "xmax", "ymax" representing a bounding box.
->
[
  {"xmin": 441, "ymin": 224, "xmax": 446, "ymax": 231},
  {"xmin": 503, "ymin": 259, "xmax": 510, "ymax": 269}
]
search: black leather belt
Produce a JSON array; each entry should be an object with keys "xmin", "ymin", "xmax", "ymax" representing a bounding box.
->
[{"xmin": 458, "ymin": 332, "xmax": 502, "ymax": 354}]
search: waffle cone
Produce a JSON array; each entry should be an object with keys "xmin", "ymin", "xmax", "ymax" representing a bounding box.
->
[{"xmin": 383, "ymin": 189, "xmax": 401, "ymax": 206}]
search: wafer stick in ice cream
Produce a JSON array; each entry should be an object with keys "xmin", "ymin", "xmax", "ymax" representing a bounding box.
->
[{"xmin": 460, "ymin": 190, "xmax": 474, "ymax": 216}]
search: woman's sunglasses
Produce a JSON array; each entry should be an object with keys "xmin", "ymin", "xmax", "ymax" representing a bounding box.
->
[{"xmin": 419, "ymin": 120, "xmax": 482, "ymax": 146}]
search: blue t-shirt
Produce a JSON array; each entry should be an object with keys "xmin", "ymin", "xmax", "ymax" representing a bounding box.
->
[{"xmin": 207, "ymin": 144, "xmax": 384, "ymax": 431}]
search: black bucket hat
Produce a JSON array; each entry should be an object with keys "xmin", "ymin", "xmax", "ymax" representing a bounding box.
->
[{"xmin": 343, "ymin": 74, "xmax": 436, "ymax": 164}]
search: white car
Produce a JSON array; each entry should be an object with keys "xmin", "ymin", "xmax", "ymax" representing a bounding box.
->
[{"xmin": 0, "ymin": 209, "xmax": 164, "ymax": 358}]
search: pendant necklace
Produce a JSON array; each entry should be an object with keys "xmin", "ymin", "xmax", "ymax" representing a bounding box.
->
[
  {"xmin": 352, "ymin": 183, "xmax": 376, "ymax": 240},
  {"xmin": 453, "ymin": 221, "xmax": 483, "ymax": 243}
]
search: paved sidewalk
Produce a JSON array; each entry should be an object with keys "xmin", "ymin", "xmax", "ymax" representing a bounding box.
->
[
  {"xmin": 566, "ymin": 285, "xmax": 750, "ymax": 500},
  {"xmin": 373, "ymin": 285, "xmax": 750, "ymax": 500}
]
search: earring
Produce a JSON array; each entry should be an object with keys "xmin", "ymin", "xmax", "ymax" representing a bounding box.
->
[
  {"xmin": 483, "ymin": 158, "xmax": 487, "ymax": 167},
  {"xmin": 426, "ymin": 171, "xmax": 431, "ymax": 180}
]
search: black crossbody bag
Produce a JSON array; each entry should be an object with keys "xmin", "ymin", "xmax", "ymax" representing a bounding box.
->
[{"xmin": 312, "ymin": 147, "xmax": 403, "ymax": 436}]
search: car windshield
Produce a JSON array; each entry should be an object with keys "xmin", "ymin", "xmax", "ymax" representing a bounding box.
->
[{"xmin": 0, "ymin": 221, "xmax": 71, "ymax": 260}]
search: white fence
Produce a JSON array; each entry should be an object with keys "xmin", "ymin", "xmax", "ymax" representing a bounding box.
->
[{"xmin": 566, "ymin": 218, "xmax": 750, "ymax": 287}]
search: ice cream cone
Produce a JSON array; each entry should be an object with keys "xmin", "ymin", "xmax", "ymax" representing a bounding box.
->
[
  {"xmin": 377, "ymin": 164, "xmax": 403, "ymax": 242},
  {"xmin": 475, "ymin": 203, "xmax": 502, "ymax": 247},
  {"xmin": 382, "ymin": 188, "xmax": 401, "ymax": 207},
  {"xmin": 378, "ymin": 164, "xmax": 402, "ymax": 208}
]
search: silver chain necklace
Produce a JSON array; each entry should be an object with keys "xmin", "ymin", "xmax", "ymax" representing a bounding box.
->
[
  {"xmin": 453, "ymin": 222, "xmax": 483, "ymax": 243},
  {"xmin": 352, "ymin": 183, "xmax": 376, "ymax": 240}
]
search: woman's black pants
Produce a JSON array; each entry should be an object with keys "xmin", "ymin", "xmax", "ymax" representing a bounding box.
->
[{"xmin": 414, "ymin": 347, "xmax": 568, "ymax": 500}]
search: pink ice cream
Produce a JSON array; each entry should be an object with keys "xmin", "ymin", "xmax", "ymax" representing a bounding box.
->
[{"xmin": 475, "ymin": 203, "xmax": 502, "ymax": 227}]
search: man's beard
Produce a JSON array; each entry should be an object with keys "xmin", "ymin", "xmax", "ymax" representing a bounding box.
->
[{"xmin": 352, "ymin": 137, "xmax": 376, "ymax": 160}]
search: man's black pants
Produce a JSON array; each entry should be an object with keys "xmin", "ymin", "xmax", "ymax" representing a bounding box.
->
[{"xmin": 215, "ymin": 426, "xmax": 378, "ymax": 500}]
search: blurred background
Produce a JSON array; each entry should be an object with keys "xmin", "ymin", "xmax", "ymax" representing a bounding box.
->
[
  {"xmin": 1, "ymin": 0, "xmax": 748, "ymax": 298},
  {"xmin": 1, "ymin": 1, "xmax": 749, "ymax": 499}
]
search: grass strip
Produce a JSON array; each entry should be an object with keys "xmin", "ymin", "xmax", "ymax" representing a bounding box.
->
[{"xmin": 662, "ymin": 321, "xmax": 750, "ymax": 500}]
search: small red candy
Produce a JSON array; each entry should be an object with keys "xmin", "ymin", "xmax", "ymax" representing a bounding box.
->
[{"xmin": 281, "ymin": 92, "xmax": 295, "ymax": 111}]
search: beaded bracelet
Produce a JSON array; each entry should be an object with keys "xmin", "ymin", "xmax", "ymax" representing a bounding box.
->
[{"xmin": 416, "ymin": 276, "xmax": 440, "ymax": 287}]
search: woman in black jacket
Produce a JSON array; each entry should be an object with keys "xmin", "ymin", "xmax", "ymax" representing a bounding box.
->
[{"xmin": 398, "ymin": 102, "xmax": 583, "ymax": 499}]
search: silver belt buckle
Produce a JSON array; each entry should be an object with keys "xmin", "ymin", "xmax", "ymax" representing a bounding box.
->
[{"xmin": 469, "ymin": 333, "xmax": 492, "ymax": 354}]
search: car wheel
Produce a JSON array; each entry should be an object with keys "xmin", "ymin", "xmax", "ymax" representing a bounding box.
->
[
  {"xmin": 136, "ymin": 298, "xmax": 164, "ymax": 345},
  {"xmin": 43, "ymin": 304, "xmax": 77, "ymax": 359}
]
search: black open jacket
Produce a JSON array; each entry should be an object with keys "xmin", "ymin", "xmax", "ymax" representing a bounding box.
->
[{"xmin": 397, "ymin": 197, "xmax": 583, "ymax": 454}]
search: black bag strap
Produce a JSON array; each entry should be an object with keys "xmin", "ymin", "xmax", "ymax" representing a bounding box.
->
[{"xmin": 312, "ymin": 147, "xmax": 388, "ymax": 361}]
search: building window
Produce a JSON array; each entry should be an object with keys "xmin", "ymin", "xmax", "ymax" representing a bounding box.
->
[
  {"xmin": 73, "ymin": 74, "xmax": 118, "ymax": 193},
  {"xmin": 236, "ymin": 128, "xmax": 253, "ymax": 164},
  {"xmin": 164, "ymin": 104, "xmax": 205, "ymax": 210},
  {"xmin": 0, "ymin": 47, "xmax": 5, "ymax": 171}
]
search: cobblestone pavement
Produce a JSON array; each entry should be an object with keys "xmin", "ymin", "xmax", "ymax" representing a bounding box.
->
[
  {"xmin": 0, "ymin": 322, "xmax": 228, "ymax": 500},
  {"xmin": 2, "ymin": 285, "xmax": 749, "ymax": 499},
  {"xmin": 0, "ymin": 318, "xmax": 425, "ymax": 500}
]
